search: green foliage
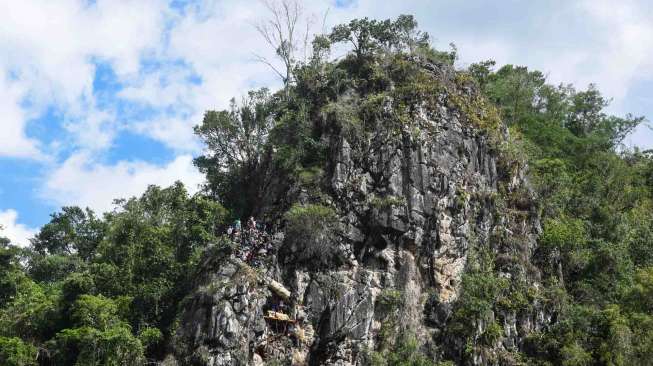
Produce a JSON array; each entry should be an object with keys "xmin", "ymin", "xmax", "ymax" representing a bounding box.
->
[
  {"xmin": 539, "ymin": 216, "xmax": 589, "ymax": 280},
  {"xmin": 31, "ymin": 206, "xmax": 106, "ymax": 260},
  {"xmin": 0, "ymin": 277, "xmax": 59, "ymax": 341},
  {"xmin": 414, "ymin": 42, "xmax": 457, "ymax": 65},
  {"xmin": 328, "ymin": 15, "xmax": 430, "ymax": 59},
  {"xmin": 28, "ymin": 253, "xmax": 85, "ymax": 284},
  {"xmin": 467, "ymin": 56, "xmax": 651, "ymax": 365},
  {"xmin": 376, "ymin": 289, "xmax": 403, "ymax": 310},
  {"xmin": 371, "ymin": 195, "xmax": 406, "ymax": 210},
  {"xmin": 448, "ymin": 248, "xmax": 509, "ymax": 340},
  {"xmin": 480, "ymin": 321, "xmax": 503, "ymax": 346},
  {"xmin": 0, "ymin": 241, "xmax": 28, "ymax": 305},
  {"xmin": 194, "ymin": 89, "xmax": 274, "ymax": 172},
  {"xmin": 62, "ymin": 271, "xmax": 95, "ymax": 304},
  {"xmin": 370, "ymin": 333, "xmax": 442, "ymax": 366},
  {"xmin": 46, "ymin": 295, "xmax": 146, "ymax": 364},
  {"xmin": 284, "ymin": 203, "xmax": 337, "ymax": 227},
  {"xmin": 283, "ymin": 204, "xmax": 338, "ymax": 266},
  {"xmin": 138, "ymin": 327, "xmax": 163, "ymax": 354},
  {"xmin": 71, "ymin": 295, "xmax": 124, "ymax": 330},
  {"xmin": 0, "ymin": 337, "xmax": 37, "ymax": 366},
  {"xmin": 0, "ymin": 182, "xmax": 226, "ymax": 363},
  {"xmin": 560, "ymin": 343, "xmax": 592, "ymax": 366},
  {"xmin": 297, "ymin": 166, "xmax": 324, "ymax": 188},
  {"xmin": 625, "ymin": 267, "xmax": 653, "ymax": 313},
  {"xmin": 49, "ymin": 325, "xmax": 144, "ymax": 366},
  {"xmin": 194, "ymin": 88, "xmax": 275, "ymax": 217}
]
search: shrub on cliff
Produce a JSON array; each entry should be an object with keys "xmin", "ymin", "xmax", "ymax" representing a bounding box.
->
[{"xmin": 283, "ymin": 204, "xmax": 339, "ymax": 266}]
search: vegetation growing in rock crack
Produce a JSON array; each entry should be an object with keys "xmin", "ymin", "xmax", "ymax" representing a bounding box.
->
[{"xmin": 282, "ymin": 203, "xmax": 338, "ymax": 267}]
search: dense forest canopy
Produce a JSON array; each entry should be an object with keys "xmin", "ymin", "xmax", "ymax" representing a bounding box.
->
[{"xmin": 1, "ymin": 14, "xmax": 652, "ymax": 365}]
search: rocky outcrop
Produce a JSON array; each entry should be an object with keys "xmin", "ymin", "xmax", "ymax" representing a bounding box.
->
[{"xmin": 166, "ymin": 60, "xmax": 545, "ymax": 365}]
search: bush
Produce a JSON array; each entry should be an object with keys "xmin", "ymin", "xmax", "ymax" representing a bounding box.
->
[
  {"xmin": 371, "ymin": 333, "xmax": 441, "ymax": 366},
  {"xmin": 71, "ymin": 294, "xmax": 122, "ymax": 330},
  {"xmin": 61, "ymin": 272, "xmax": 95, "ymax": 304},
  {"xmin": 480, "ymin": 321, "xmax": 504, "ymax": 346},
  {"xmin": 138, "ymin": 327, "xmax": 163, "ymax": 353},
  {"xmin": 0, "ymin": 337, "xmax": 37, "ymax": 366},
  {"xmin": 371, "ymin": 196, "xmax": 406, "ymax": 210},
  {"xmin": 283, "ymin": 204, "xmax": 338, "ymax": 266},
  {"xmin": 377, "ymin": 289, "xmax": 403, "ymax": 311},
  {"xmin": 27, "ymin": 254, "xmax": 85, "ymax": 284},
  {"xmin": 49, "ymin": 326, "xmax": 144, "ymax": 366},
  {"xmin": 560, "ymin": 343, "xmax": 592, "ymax": 366},
  {"xmin": 540, "ymin": 217, "xmax": 587, "ymax": 251}
]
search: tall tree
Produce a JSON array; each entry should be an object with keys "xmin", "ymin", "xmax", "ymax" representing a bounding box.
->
[
  {"xmin": 254, "ymin": 0, "xmax": 313, "ymax": 91},
  {"xmin": 194, "ymin": 89, "xmax": 275, "ymax": 215}
]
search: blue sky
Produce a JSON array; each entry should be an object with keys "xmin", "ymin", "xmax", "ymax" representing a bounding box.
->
[{"xmin": 1, "ymin": 0, "xmax": 652, "ymax": 246}]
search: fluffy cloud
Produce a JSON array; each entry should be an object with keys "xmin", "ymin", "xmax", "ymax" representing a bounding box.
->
[
  {"xmin": 1, "ymin": 0, "xmax": 167, "ymax": 99},
  {"xmin": 117, "ymin": 1, "xmax": 282, "ymax": 151},
  {"xmin": 0, "ymin": 209, "xmax": 37, "ymax": 247},
  {"xmin": 577, "ymin": 0, "xmax": 653, "ymax": 106},
  {"xmin": 0, "ymin": 0, "xmax": 169, "ymax": 158},
  {"xmin": 5, "ymin": 0, "xmax": 651, "ymax": 158},
  {"xmin": 41, "ymin": 153, "xmax": 204, "ymax": 214},
  {"xmin": 0, "ymin": 76, "xmax": 43, "ymax": 159}
]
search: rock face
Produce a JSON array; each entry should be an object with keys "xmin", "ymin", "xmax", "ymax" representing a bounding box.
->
[{"xmin": 167, "ymin": 61, "xmax": 545, "ymax": 365}]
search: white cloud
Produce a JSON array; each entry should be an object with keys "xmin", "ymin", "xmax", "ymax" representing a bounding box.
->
[
  {"xmin": 41, "ymin": 153, "xmax": 204, "ymax": 214},
  {"xmin": 0, "ymin": 0, "xmax": 169, "ymax": 158},
  {"xmin": 1, "ymin": 0, "xmax": 167, "ymax": 101},
  {"xmin": 576, "ymin": 0, "xmax": 653, "ymax": 108},
  {"xmin": 2, "ymin": 0, "xmax": 652, "ymax": 161},
  {"xmin": 63, "ymin": 106, "xmax": 119, "ymax": 152},
  {"xmin": 111, "ymin": 0, "xmax": 285, "ymax": 152},
  {"xmin": 0, "ymin": 76, "xmax": 43, "ymax": 159},
  {"xmin": 0, "ymin": 209, "xmax": 37, "ymax": 247},
  {"xmin": 132, "ymin": 116, "xmax": 202, "ymax": 153}
]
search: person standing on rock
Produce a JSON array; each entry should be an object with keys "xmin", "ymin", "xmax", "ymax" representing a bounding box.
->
[
  {"xmin": 247, "ymin": 216, "xmax": 257, "ymax": 233},
  {"xmin": 232, "ymin": 219, "xmax": 242, "ymax": 242}
]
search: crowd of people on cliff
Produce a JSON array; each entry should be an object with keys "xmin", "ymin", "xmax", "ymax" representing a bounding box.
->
[
  {"xmin": 226, "ymin": 216, "xmax": 311, "ymax": 346},
  {"xmin": 226, "ymin": 216, "xmax": 273, "ymax": 267}
]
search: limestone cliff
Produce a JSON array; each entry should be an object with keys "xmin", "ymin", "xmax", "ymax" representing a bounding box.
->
[{"xmin": 164, "ymin": 58, "xmax": 548, "ymax": 366}]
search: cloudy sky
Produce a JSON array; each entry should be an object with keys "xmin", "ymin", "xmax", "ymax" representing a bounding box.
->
[{"xmin": 1, "ymin": 0, "xmax": 652, "ymax": 246}]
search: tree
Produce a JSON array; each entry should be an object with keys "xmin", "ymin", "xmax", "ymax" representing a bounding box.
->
[
  {"xmin": 0, "ymin": 337, "xmax": 37, "ymax": 366},
  {"xmin": 328, "ymin": 15, "xmax": 430, "ymax": 59},
  {"xmin": 254, "ymin": 0, "xmax": 313, "ymax": 90},
  {"xmin": 0, "ymin": 240, "xmax": 23, "ymax": 304},
  {"xmin": 96, "ymin": 182, "xmax": 227, "ymax": 335},
  {"xmin": 0, "ymin": 225, "xmax": 9, "ymax": 245},
  {"xmin": 194, "ymin": 89, "xmax": 274, "ymax": 173},
  {"xmin": 474, "ymin": 63, "xmax": 644, "ymax": 152},
  {"xmin": 0, "ymin": 14, "xmax": 651, "ymax": 366},
  {"xmin": 30, "ymin": 206, "xmax": 105, "ymax": 261},
  {"xmin": 49, "ymin": 326, "xmax": 143, "ymax": 366},
  {"xmin": 194, "ymin": 89, "xmax": 275, "ymax": 215},
  {"xmin": 71, "ymin": 295, "xmax": 126, "ymax": 331}
]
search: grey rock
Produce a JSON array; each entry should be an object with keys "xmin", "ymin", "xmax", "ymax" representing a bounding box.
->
[{"xmin": 165, "ymin": 59, "xmax": 546, "ymax": 366}]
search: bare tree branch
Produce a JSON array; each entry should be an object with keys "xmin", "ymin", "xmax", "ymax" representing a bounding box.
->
[
  {"xmin": 254, "ymin": 0, "xmax": 317, "ymax": 93},
  {"xmin": 252, "ymin": 53, "xmax": 286, "ymax": 81}
]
